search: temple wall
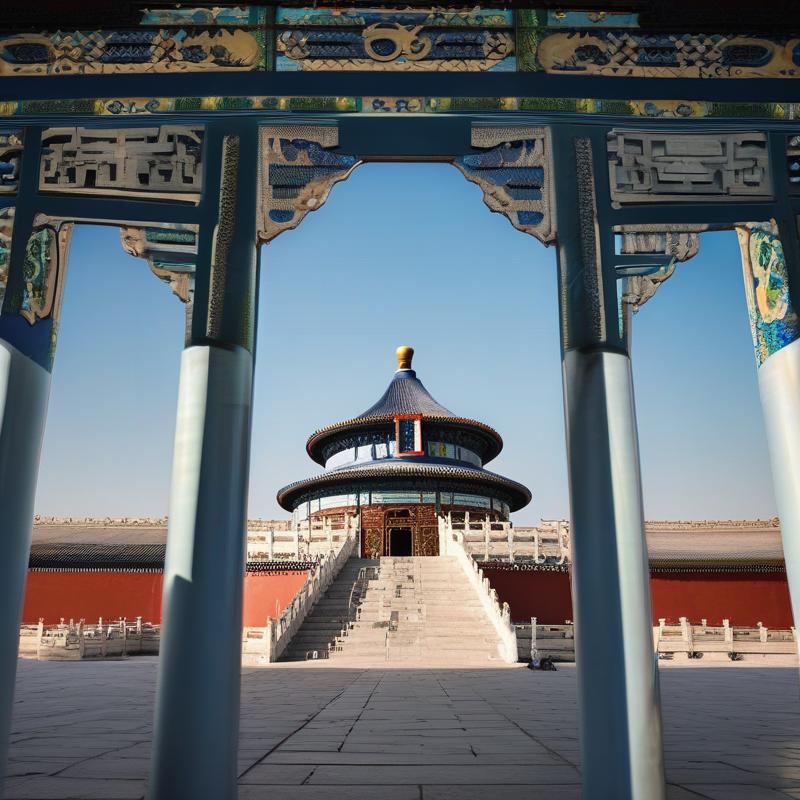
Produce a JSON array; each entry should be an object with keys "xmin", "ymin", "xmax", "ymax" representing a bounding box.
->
[
  {"xmin": 22, "ymin": 569, "xmax": 312, "ymax": 627},
  {"xmin": 481, "ymin": 567, "xmax": 795, "ymax": 628}
]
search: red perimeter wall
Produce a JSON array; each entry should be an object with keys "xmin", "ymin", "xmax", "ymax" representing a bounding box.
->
[
  {"xmin": 480, "ymin": 567, "xmax": 794, "ymax": 628},
  {"xmin": 22, "ymin": 567, "xmax": 794, "ymax": 629},
  {"xmin": 23, "ymin": 569, "xmax": 311, "ymax": 626}
]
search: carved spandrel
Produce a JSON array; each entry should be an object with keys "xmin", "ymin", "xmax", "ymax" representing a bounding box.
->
[
  {"xmin": 619, "ymin": 230, "xmax": 701, "ymax": 310},
  {"xmin": 19, "ymin": 222, "xmax": 73, "ymax": 329},
  {"xmin": 258, "ymin": 126, "xmax": 361, "ymax": 243},
  {"xmin": 454, "ymin": 126, "xmax": 554, "ymax": 245},
  {"xmin": 119, "ymin": 224, "xmax": 198, "ymax": 304},
  {"xmin": 0, "ymin": 29, "xmax": 263, "ymax": 76},
  {"xmin": 40, "ymin": 126, "xmax": 204, "ymax": 202},
  {"xmin": 608, "ymin": 131, "xmax": 772, "ymax": 205}
]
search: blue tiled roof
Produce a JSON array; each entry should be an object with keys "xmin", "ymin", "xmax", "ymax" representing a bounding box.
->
[{"xmin": 356, "ymin": 369, "xmax": 456, "ymax": 419}]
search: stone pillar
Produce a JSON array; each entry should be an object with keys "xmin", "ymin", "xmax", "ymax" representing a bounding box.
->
[
  {"xmin": 737, "ymin": 220, "xmax": 800, "ymax": 637},
  {"xmin": 0, "ymin": 130, "xmax": 72, "ymax": 784},
  {"xmin": 150, "ymin": 123, "xmax": 259, "ymax": 800},
  {"xmin": 554, "ymin": 131, "xmax": 665, "ymax": 799}
]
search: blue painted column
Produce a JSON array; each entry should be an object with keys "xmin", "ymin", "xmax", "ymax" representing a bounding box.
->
[
  {"xmin": 737, "ymin": 216, "xmax": 800, "ymax": 637},
  {"xmin": 553, "ymin": 129, "xmax": 665, "ymax": 800},
  {"xmin": 0, "ymin": 128, "xmax": 74, "ymax": 788},
  {"xmin": 150, "ymin": 122, "xmax": 259, "ymax": 800}
]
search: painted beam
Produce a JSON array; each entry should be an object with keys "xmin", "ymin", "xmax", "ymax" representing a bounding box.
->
[{"xmin": 1, "ymin": 72, "xmax": 800, "ymax": 105}]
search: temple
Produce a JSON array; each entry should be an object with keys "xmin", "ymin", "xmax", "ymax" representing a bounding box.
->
[
  {"xmin": 1, "ymin": 3, "xmax": 800, "ymax": 798},
  {"xmin": 278, "ymin": 346, "xmax": 531, "ymax": 557}
]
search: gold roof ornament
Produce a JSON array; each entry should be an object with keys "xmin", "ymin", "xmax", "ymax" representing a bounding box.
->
[{"xmin": 396, "ymin": 345, "xmax": 414, "ymax": 371}]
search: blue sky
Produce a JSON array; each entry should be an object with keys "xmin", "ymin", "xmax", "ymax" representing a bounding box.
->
[{"xmin": 34, "ymin": 163, "xmax": 776, "ymax": 524}]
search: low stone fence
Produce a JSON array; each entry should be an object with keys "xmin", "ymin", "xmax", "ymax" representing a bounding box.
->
[
  {"xmin": 19, "ymin": 618, "xmax": 160, "ymax": 661},
  {"xmin": 654, "ymin": 617, "xmax": 797, "ymax": 659},
  {"xmin": 247, "ymin": 515, "xmax": 360, "ymax": 561},
  {"xmin": 515, "ymin": 617, "xmax": 798, "ymax": 663},
  {"xmin": 242, "ymin": 533, "xmax": 357, "ymax": 666}
]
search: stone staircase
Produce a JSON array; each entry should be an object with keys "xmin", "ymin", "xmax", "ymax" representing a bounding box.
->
[{"xmin": 280, "ymin": 556, "xmax": 508, "ymax": 665}]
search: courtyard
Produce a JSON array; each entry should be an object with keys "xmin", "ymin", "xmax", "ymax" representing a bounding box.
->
[{"xmin": 5, "ymin": 658, "xmax": 800, "ymax": 799}]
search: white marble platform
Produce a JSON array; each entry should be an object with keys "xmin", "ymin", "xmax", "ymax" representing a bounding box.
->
[{"xmin": 6, "ymin": 657, "xmax": 800, "ymax": 799}]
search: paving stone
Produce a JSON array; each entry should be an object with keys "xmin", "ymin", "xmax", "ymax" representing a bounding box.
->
[{"xmin": 8, "ymin": 658, "xmax": 800, "ymax": 798}]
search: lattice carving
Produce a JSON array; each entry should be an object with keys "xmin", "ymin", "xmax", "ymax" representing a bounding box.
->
[
  {"xmin": 258, "ymin": 126, "xmax": 361, "ymax": 243},
  {"xmin": 0, "ymin": 131, "xmax": 22, "ymax": 194},
  {"xmin": 0, "ymin": 29, "xmax": 262, "ymax": 76},
  {"xmin": 39, "ymin": 126, "xmax": 204, "ymax": 201},
  {"xmin": 737, "ymin": 222, "xmax": 799, "ymax": 367},
  {"xmin": 454, "ymin": 126, "xmax": 554, "ymax": 245},
  {"xmin": 415, "ymin": 526, "xmax": 440, "ymax": 556},
  {"xmin": 608, "ymin": 131, "xmax": 772, "ymax": 205},
  {"xmin": 538, "ymin": 32, "xmax": 800, "ymax": 79}
]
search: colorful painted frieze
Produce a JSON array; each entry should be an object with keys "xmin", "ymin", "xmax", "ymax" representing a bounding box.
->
[
  {"xmin": 536, "ymin": 32, "xmax": 800, "ymax": 78},
  {"xmin": 140, "ymin": 7, "xmax": 267, "ymax": 26},
  {"xmin": 0, "ymin": 28, "xmax": 264, "ymax": 76},
  {"xmin": 737, "ymin": 222, "xmax": 800, "ymax": 366},
  {"xmin": 275, "ymin": 6, "xmax": 515, "ymax": 71}
]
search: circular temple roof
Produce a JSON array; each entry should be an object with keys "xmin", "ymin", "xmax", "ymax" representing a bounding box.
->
[
  {"xmin": 306, "ymin": 347, "xmax": 504, "ymax": 465},
  {"xmin": 277, "ymin": 460, "xmax": 532, "ymax": 513}
]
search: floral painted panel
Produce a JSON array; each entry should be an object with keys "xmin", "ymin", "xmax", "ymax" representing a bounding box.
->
[{"xmin": 737, "ymin": 222, "xmax": 800, "ymax": 366}]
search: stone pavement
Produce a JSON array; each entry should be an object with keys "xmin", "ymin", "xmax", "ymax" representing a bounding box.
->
[{"xmin": 6, "ymin": 657, "xmax": 800, "ymax": 799}]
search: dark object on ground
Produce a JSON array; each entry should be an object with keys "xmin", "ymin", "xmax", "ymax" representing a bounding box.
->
[{"xmin": 529, "ymin": 657, "xmax": 557, "ymax": 671}]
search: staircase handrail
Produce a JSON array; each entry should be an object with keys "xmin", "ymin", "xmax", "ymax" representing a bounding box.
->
[
  {"xmin": 261, "ymin": 533, "xmax": 357, "ymax": 662},
  {"xmin": 444, "ymin": 521, "xmax": 517, "ymax": 663},
  {"xmin": 346, "ymin": 565, "xmax": 378, "ymax": 628}
]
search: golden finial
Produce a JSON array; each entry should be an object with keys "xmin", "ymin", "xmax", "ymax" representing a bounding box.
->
[{"xmin": 396, "ymin": 345, "xmax": 414, "ymax": 371}]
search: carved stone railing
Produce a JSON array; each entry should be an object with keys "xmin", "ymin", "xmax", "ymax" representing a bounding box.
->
[
  {"xmin": 443, "ymin": 512, "xmax": 570, "ymax": 565},
  {"xmin": 443, "ymin": 519, "xmax": 517, "ymax": 663},
  {"xmin": 512, "ymin": 618, "xmax": 797, "ymax": 663},
  {"xmin": 242, "ymin": 532, "xmax": 357, "ymax": 665},
  {"xmin": 19, "ymin": 617, "xmax": 159, "ymax": 661},
  {"xmin": 246, "ymin": 513, "xmax": 359, "ymax": 561},
  {"xmin": 654, "ymin": 618, "xmax": 797, "ymax": 659}
]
